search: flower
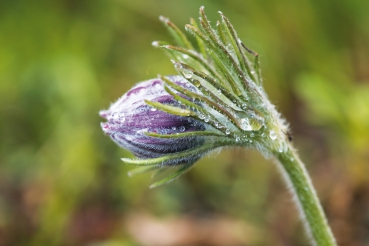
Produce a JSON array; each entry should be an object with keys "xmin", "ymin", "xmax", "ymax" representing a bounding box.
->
[
  {"xmin": 100, "ymin": 7, "xmax": 291, "ymax": 187},
  {"xmin": 99, "ymin": 7, "xmax": 338, "ymax": 245},
  {"xmin": 100, "ymin": 76, "xmax": 211, "ymax": 164}
]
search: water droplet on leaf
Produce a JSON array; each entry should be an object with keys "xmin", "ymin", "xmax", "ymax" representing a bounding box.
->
[
  {"xmin": 269, "ymin": 130, "xmax": 277, "ymax": 140},
  {"xmin": 183, "ymin": 69, "xmax": 193, "ymax": 79},
  {"xmin": 240, "ymin": 118, "xmax": 252, "ymax": 131}
]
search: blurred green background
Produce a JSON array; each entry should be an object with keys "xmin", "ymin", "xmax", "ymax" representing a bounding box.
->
[{"xmin": 1, "ymin": 0, "xmax": 369, "ymax": 245}]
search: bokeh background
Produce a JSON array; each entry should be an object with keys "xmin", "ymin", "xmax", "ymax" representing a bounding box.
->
[{"xmin": 1, "ymin": 0, "xmax": 369, "ymax": 245}]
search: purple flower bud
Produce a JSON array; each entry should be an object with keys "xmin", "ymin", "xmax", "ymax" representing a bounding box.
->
[{"xmin": 100, "ymin": 76, "xmax": 206, "ymax": 161}]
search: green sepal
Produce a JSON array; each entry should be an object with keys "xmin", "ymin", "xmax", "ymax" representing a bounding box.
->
[
  {"xmin": 145, "ymin": 130, "xmax": 223, "ymax": 139},
  {"xmin": 121, "ymin": 143, "xmax": 224, "ymax": 166},
  {"xmin": 216, "ymin": 20, "xmax": 228, "ymax": 45},
  {"xmin": 239, "ymin": 41, "xmax": 263, "ymax": 85},
  {"xmin": 207, "ymin": 50, "xmax": 243, "ymax": 97},
  {"xmin": 161, "ymin": 45, "xmax": 219, "ymax": 78},
  {"xmin": 163, "ymin": 77, "xmax": 244, "ymax": 132},
  {"xmin": 145, "ymin": 100, "xmax": 195, "ymax": 117},
  {"xmin": 167, "ymin": 63, "xmax": 244, "ymax": 111},
  {"xmin": 190, "ymin": 18, "xmax": 207, "ymax": 58},
  {"xmin": 128, "ymin": 166, "xmax": 158, "ymax": 176},
  {"xmin": 159, "ymin": 16, "xmax": 194, "ymax": 50},
  {"xmin": 149, "ymin": 163, "xmax": 195, "ymax": 188},
  {"xmin": 199, "ymin": 9, "xmax": 248, "ymax": 94},
  {"xmin": 218, "ymin": 11, "xmax": 256, "ymax": 83}
]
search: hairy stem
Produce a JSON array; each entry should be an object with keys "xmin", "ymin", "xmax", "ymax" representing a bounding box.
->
[{"xmin": 273, "ymin": 144, "xmax": 336, "ymax": 246}]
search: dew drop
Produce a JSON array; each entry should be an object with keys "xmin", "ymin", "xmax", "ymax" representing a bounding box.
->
[
  {"xmin": 240, "ymin": 118, "xmax": 252, "ymax": 131},
  {"xmin": 182, "ymin": 54, "xmax": 189, "ymax": 59},
  {"xmin": 183, "ymin": 69, "xmax": 193, "ymax": 79},
  {"xmin": 204, "ymin": 118, "xmax": 209, "ymax": 123},
  {"xmin": 119, "ymin": 114, "xmax": 125, "ymax": 122},
  {"xmin": 235, "ymin": 136, "xmax": 240, "ymax": 142},
  {"xmin": 172, "ymin": 126, "xmax": 177, "ymax": 131},
  {"xmin": 155, "ymin": 83, "xmax": 162, "ymax": 90},
  {"xmin": 269, "ymin": 130, "xmax": 277, "ymax": 140},
  {"xmin": 225, "ymin": 129, "xmax": 230, "ymax": 135},
  {"xmin": 174, "ymin": 63, "xmax": 181, "ymax": 70},
  {"xmin": 179, "ymin": 126, "xmax": 185, "ymax": 132},
  {"xmin": 150, "ymin": 108, "xmax": 157, "ymax": 112},
  {"xmin": 193, "ymin": 80, "xmax": 201, "ymax": 87}
]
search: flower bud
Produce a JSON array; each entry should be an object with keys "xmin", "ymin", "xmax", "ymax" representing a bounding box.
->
[{"xmin": 100, "ymin": 76, "xmax": 206, "ymax": 160}]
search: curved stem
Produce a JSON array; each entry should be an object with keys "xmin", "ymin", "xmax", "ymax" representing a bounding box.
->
[{"xmin": 273, "ymin": 144, "xmax": 336, "ymax": 246}]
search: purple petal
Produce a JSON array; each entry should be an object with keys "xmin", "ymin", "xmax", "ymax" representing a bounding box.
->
[{"xmin": 100, "ymin": 76, "xmax": 207, "ymax": 161}]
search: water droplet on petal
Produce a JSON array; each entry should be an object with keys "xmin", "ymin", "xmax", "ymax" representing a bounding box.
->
[{"xmin": 179, "ymin": 126, "xmax": 185, "ymax": 132}]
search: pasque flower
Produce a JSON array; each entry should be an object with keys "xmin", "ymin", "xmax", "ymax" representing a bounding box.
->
[
  {"xmin": 100, "ymin": 7, "xmax": 336, "ymax": 245},
  {"xmin": 100, "ymin": 76, "xmax": 207, "ymax": 162},
  {"xmin": 100, "ymin": 7, "xmax": 292, "ymax": 186}
]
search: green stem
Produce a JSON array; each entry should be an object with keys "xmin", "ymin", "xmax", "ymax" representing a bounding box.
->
[{"xmin": 273, "ymin": 144, "xmax": 336, "ymax": 246}]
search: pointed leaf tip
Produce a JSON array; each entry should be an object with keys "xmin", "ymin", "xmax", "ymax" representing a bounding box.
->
[{"xmin": 149, "ymin": 163, "xmax": 194, "ymax": 188}]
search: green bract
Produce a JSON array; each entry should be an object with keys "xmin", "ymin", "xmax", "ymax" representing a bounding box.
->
[{"xmin": 123, "ymin": 7, "xmax": 291, "ymax": 187}]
